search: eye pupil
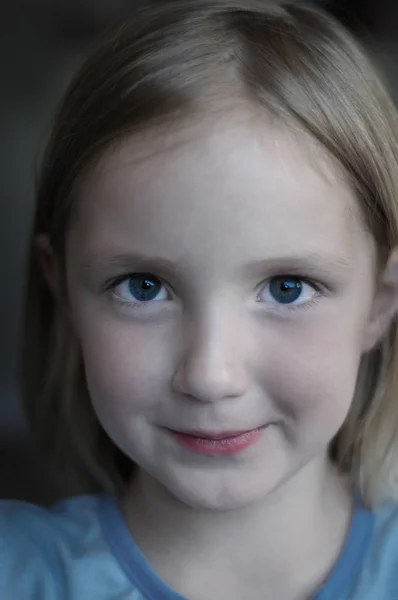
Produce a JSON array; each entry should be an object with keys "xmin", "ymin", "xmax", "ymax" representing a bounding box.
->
[
  {"xmin": 269, "ymin": 277, "xmax": 302, "ymax": 304},
  {"xmin": 129, "ymin": 274, "xmax": 161, "ymax": 301}
]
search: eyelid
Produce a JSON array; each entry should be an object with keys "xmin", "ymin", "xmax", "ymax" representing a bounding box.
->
[
  {"xmin": 278, "ymin": 295, "xmax": 322, "ymax": 313},
  {"xmin": 257, "ymin": 274, "xmax": 324, "ymax": 294},
  {"xmin": 104, "ymin": 271, "xmax": 169, "ymax": 292},
  {"xmin": 256, "ymin": 275, "xmax": 324, "ymax": 312},
  {"xmin": 105, "ymin": 272, "xmax": 173, "ymax": 308},
  {"xmin": 103, "ymin": 272, "xmax": 327, "ymax": 312}
]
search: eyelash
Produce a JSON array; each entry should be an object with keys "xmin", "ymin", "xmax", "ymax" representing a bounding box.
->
[
  {"xmin": 260, "ymin": 278, "xmax": 323, "ymax": 314},
  {"xmin": 104, "ymin": 274, "xmax": 166, "ymax": 309},
  {"xmin": 104, "ymin": 273, "xmax": 325, "ymax": 313},
  {"xmin": 266, "ymin": 288, "xmax": 322, "ymax": 313}
]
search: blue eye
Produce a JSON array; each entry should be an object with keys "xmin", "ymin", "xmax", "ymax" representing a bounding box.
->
[
  {"xmin": 112, "ymin": 273, "xmax": 168, "ymax": 304},
  {"xmin": 260, "ymin": 276, "xmax": 316, "ymax": 306},
  {"xmin": 269, "ymin": 277, "xmax": 302, "ymax": 304}
]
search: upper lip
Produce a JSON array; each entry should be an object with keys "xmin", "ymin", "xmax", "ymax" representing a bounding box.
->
[{"xmin": 167, "ymin": 427, "xmax": 264, "ymax": 440}]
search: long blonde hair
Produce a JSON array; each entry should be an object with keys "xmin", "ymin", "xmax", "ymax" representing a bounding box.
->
[{"xmin": 22, "ymin": 0, "xmax": 398, "ymax": 506}]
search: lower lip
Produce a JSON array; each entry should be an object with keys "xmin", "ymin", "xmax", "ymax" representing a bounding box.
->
[{"xmin": 170, "ymin": 428, "xmax": 265, "ymax": 455}]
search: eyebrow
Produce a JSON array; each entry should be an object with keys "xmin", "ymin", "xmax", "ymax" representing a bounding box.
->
[
  {"xmin": 82, "ymin": 252, "xmax": 179, "ymax": 277},
  {"xmin": 81, "ymin": 250, "xmax": 353, "ymax": 280},
  {"xmin": 244, "ymin": 253, "xmax": 353, "ymax": 278}
]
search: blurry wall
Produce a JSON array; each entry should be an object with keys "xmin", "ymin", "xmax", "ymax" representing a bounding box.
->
[
  {"xmin": 0, "ymin": 0, "xmax": 397, "ymax": 504},
  {"xmin": 0, "ymin": 0, "xmax": 132, "ymax": 502}
]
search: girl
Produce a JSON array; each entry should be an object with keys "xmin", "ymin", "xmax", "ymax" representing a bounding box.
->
[{"xmin": 2, "ymin": 0, "xmax": 398, "ymax": 598}]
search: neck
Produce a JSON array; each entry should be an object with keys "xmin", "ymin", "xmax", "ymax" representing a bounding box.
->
[{"xmin": 121, "ymin": 458, "xmax": 352, "ymax": 599}]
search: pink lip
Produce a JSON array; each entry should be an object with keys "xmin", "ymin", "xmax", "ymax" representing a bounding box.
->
[{"xmin": 169, "ymin": 427, "xmax": 265, "ymax": 455}]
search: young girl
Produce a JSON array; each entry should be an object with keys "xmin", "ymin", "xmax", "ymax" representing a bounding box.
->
[{"xmin": 2, "ymin": 0, "xmax": 398, "ymax": 597}]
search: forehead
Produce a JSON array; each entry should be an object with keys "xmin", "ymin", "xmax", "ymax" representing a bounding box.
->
[{"xmin": 70, "ymin": 119, "xmax": 367, "ymax": 268}]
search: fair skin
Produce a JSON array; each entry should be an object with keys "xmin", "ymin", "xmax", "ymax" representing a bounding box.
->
[{"xmin": 42, "ymin": 117, "xmax": 398, "ymax": 599}]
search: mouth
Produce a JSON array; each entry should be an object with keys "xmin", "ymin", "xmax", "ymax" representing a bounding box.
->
[{"xmin": 167, "ymin": 426, "xmax": 267, "ymax": 455}]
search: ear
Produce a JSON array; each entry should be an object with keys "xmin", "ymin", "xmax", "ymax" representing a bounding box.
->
[
  {"xmin": 35, "ymin": 234, "xmax": 65, "ymax": 306},
  {"xmin": 363, "ymin": 247, "xmax": 398, "ymax": 352}
]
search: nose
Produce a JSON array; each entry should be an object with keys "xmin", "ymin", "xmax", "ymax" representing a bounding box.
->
[{"xmin": 172, "ymin": 309, "xmax": 249, "ymax": 403}]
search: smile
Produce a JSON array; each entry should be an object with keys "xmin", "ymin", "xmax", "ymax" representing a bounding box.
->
[{"xmin": 167, "ymin": 427, "xmax": 266, "ymax": 455}]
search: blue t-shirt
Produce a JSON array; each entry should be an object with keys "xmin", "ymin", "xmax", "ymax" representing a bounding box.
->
[{"xmin": 0, "ymin": 493, "xmax": 397, "ymax": 599}]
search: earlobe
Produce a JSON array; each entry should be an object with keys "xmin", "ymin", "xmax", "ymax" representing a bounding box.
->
[{"xmin": 363, "ymin": 247, "xmax": 398, "ymax": 352}]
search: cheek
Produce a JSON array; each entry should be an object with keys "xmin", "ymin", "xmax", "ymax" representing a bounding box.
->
[
  {"xmin": 74, "ymin": 310, "xmax": 173, "ymax": 421},
  {"xmin": 260, "ymin": 309, "xmax": 367, "ymax": 439}
]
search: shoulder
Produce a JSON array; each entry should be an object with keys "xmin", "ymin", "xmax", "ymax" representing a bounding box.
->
[
  {"xmin": 371, "ymin": 500, "xmax": 398, "ymax": 548},
  {"xmin": 0, "ymin": 495, "xmax": 111, "ymax": 599},
  {"xmin": 0, "ymin": 492, "xmax": 100, "ymax": 527},
  {"xmin": 0, "ymin": 494, "xmax": 102, "ymax": 550},
  {"xmin": 358, "ymin": 501, "xmax": 398, "ymax": 594}
]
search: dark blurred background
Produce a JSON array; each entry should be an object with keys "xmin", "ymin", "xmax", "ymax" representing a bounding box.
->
[{"xmin": 1, "ymin": 0, "xmax": 397, "ymax": 505}]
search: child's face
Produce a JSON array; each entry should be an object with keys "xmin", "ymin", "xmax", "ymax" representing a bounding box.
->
[{"xmin": 66, "ymin": 119, "xmax": 377, "ymax": 510}]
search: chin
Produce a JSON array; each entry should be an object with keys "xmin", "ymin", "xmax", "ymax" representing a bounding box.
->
[{"xmin": 161, "ymin": 469, "xmax": 280, "ymax": 511}]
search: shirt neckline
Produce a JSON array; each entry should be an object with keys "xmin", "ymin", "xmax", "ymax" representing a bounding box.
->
[
  {"xmin": 98, "ymin": 492, "xmax": 375, "ymax": 600},
  {"xmin": 313, "ymin": 500, "xmax": 374, "ymax": 599}
]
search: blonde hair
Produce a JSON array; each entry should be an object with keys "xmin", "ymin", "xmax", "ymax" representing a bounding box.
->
[{"xmin": 22, "ymin": 0, "xmax": 398, "ymax": 506}]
